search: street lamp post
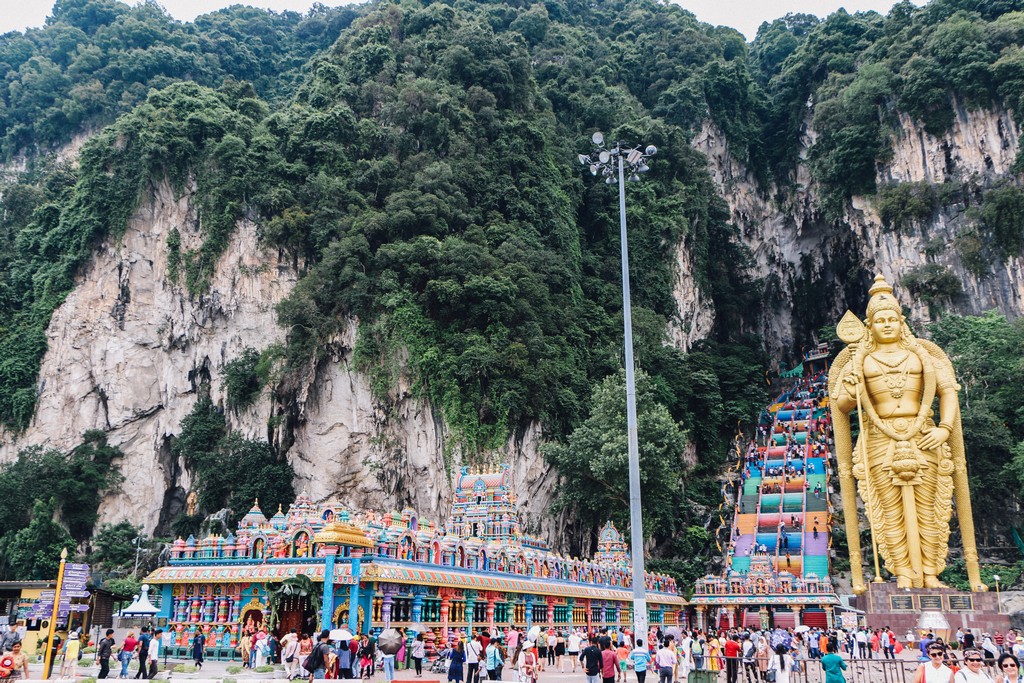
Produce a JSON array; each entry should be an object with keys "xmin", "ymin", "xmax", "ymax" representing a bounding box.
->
[
  {"xmin": 579, "ymin": 132, "xmax": 657, "ymax": 644},
  {"xmin": 133, "ymin": 537, "xmax": 143, "ymax": 577}
]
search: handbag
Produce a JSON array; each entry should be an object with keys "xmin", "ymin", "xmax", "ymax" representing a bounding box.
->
[{"xmin": 765, "ymin": 655, "xmax": 778, "ymax": 682}]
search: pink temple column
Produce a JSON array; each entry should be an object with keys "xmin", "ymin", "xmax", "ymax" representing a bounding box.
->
[
  {"xmin": 440, "ymin": 591, "xmax": 451, "ymax": 641},
  {"xmin": 486, "ymin": 593, "xmax": 496, "ymax": 631},
  {"xmin": 546, "ymin": 596, "xmax": 555, "ymax": 627}
]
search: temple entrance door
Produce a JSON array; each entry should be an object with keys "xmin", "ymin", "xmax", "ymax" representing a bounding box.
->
[{"xmin": 278, "ymin": 595, "xmax": 313, "ymax": 635}]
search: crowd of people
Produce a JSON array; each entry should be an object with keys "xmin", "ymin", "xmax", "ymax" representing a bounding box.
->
[
  {"xmin": 424, "ymin": 623, "xmax": 1024, "ymax": 683},
  {"xmin": 3, "ymin": 618, "xmax": 1021, "ymax": 683}
]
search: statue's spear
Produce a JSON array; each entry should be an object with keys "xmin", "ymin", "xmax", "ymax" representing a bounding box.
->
[{"xmin": 833, "ymin": 311, "xmax": 884, "ymax": 592}]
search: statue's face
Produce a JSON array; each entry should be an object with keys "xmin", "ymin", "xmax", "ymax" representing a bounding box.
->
[{"xmin": 870, "ymin": 310, "xmax": 902, "ymax": 343}]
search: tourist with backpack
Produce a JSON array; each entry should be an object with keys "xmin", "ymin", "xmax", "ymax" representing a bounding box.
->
[
  {"xmin": 304, "ymin": 630, "xmax": 332, "ymax": 680},
  {"xmin": 741, "ymin": 635, "xmax": 758, "ymax": 683}
]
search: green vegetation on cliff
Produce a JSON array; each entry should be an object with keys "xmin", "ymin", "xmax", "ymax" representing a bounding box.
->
[{"xmin": 0, "ymin": 431, "xmax": 123, "ymax": 579}]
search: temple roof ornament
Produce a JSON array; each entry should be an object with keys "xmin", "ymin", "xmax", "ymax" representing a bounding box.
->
[{"xmin": 313, "ymin": 520, "xmax": 374, "ymax": 548}]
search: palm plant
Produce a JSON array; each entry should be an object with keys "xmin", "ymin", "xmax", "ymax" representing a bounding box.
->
[{"xmin": 265, "ymin": 574, "xmax": 321, "ymax": 631}]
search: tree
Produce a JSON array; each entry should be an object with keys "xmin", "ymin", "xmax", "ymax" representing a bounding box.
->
[
  {"xmin": 90, "ymin": 521, "xmax": 146, "ymax": 572},
  {"xmin": 221, "ymin": 347, "xmax": 264, "ymax": 409},
  {"xmin": 0, "ymin": 499, "xmax": 75, "ymax": 580},
  {"xmin": 928, "ymin": 311, "xmax": 1024, "ymax": 544},
  {"xmin": 172, "ymin": 391, "xmax": 294, "ymax": 526},
  {"xmin": 544, "ymin": 369, "xmax": 688, "ymax": 544}
]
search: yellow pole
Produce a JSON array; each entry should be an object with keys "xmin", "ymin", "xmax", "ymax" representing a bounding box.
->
[
  {"xmin": 853, "ymin": 377, "xmax": 884, "ymax": 584},
  {"xmin": 42, "ymin": 548, "xmax": 68, "ymax": 680}
]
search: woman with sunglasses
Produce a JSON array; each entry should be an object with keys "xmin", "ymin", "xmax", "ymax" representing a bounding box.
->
[
  {"xmin": 955, "ymin": 649, "xmax": 995, "ymax": 682},
  {"xmin": 914, "ymin": 645, "xmax": 954, "ymax": 683},
  {"xmin": 996, "ymin": 654, "xmax": 1023, "ymax": 683}
]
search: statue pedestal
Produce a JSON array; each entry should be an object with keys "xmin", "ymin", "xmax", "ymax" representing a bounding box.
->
[{"xmin": 858, "ymin": 582, "xmax": 1009, "ymax": 638}]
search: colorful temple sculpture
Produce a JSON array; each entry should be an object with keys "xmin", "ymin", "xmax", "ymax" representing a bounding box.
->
[
  {"xmin": 691, "ymin": 357, "xmax": 840, "ymax": 631},
  {"xmin": 145, "ymin": 465, "xmax": 686, "ymax": 659}
]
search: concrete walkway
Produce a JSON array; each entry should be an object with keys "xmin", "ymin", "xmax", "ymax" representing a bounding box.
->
[{"xmin": 21, "ymin": 655, "xmax": 600, "ymax": 683}]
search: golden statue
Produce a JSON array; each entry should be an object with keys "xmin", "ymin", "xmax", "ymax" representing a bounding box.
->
[{"xmin": 828, "ymin": 274, "xmax": 985, "ymax": 593}]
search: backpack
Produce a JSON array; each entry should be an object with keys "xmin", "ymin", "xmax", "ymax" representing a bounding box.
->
[{"xmin": 305, "ymin": 643, "xmax": 327, "ymax": 673}]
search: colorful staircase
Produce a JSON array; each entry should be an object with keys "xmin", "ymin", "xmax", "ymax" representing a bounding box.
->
[{"xmin": 727, "ymin": 372, "xmax": 835, "ymax": 594}]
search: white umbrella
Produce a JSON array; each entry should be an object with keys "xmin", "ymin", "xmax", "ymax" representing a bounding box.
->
[
  {"xmin": 330, "ymin": 628, "xmax": 354, "ymax": 641},
  {"xmin": 407, "ymin": 622, "xmax": 428, "ymax": 633},
  {"xmin": 527, "ymin": 626, "xmax": 541, "ymax": 642},
  {"xmin": 794, "ymin": 625, "xmax": 810, "ymax": 633}
]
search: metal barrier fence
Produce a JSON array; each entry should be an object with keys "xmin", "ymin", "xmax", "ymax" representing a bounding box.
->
[{"xmin": 684, "ymin": 656, "xmax": 961, "ymax": 683}]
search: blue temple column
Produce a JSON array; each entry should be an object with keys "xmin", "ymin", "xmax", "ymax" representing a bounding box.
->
[
  {"xmin": 411, "ymin": 587, "xmax": 425, "ymax": 623},
  {"xmin": 524, "ymin": 594, "xmax": 533, "ymax": 629},
  {"xmin": 159, "ymin": 585, "xmax": 174, "ymax": 622},
  {"xmin": 348, "ymin": 550, "xmax": 364, "ymax": 633},
  {"xmin": 361, "ymin": 584, "xmax": 374, "ymax": 633},
  {"xmin": 322, "ymin": 546, "xmax": 338, "ymax": 629},
  {"xmin": 465, "ymin": 590, "xmax": 476, "ymax": 635}
]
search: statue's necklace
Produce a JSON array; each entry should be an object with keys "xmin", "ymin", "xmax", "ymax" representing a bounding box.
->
[{"xmin": 874, "ymin": 352, "xmax": 912, "ymax": 398}]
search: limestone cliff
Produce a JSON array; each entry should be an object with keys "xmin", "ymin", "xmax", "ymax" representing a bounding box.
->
[
  {"xmin": 0, "ymin": 178, "xmax": 562, "ymax": 545},
  {"xmin": 690, "ymin": 100, "xmax": 1024, "ymax": 361}
]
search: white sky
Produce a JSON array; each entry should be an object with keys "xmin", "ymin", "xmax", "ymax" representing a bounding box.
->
[{"xmin": 2, "ymin": 0, "xmax": 925, "ymax": 41}]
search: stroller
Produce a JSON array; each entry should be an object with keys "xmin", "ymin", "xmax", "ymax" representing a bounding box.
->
[{"xmin": 429, "ymin": 649, "xmax": 451, "ymax": 675}]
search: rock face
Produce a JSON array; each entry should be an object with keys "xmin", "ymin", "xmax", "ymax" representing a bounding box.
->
[
  {"xmin": 691, "ymin": 104, "xmax": 1024, "ymax": 361},
  {"xmin": 0, "ymin": 179, "xmax": 562, "ymax": 545},
  {"xmin": 3, "ymin": 101, "xmax": 1024, "ymax": 545},
  {"xmin": 0, "ymin": 181, "xmax": 299, "ymax": 533}
]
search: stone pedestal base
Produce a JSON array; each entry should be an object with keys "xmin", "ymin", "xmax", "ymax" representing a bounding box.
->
[{"xmin": 858, "ymin": 582, "xmax": 1009, "ymax": 638}]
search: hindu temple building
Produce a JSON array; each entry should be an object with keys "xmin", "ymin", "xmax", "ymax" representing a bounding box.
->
[
  {"xmin": 145, "ymin": 465, "xmax": 686, "ymax": 659},
  {"xmin": 689, "ymin": 354, "xmax": 841, "ymax": 631}
]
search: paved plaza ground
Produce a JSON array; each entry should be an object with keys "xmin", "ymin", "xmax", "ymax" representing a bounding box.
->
[{"xmin": 18, "ymin": 647, "xmax": 945, "ymax": 683}]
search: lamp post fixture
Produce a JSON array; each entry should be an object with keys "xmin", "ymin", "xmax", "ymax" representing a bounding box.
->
[
  {"xmin": 579, "ymin": 131, "xmax": 656, "ymax": 643},
  {"xmin": 994, "ymin": 574, "xmax": 1002, "ymax": 614},
  {"xmin": 133, "ymin": 536, "xmax": 143, "ymax": 577}
]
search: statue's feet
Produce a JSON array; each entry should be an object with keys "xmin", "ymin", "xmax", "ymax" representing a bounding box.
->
[
  {"xmin": 923, "ymin": 575, "xmax": 946, "ymax": 589},
  {"xmin": 896, "ymin": 575, "xmax": 913, "ymax": 589},
  {"xmin": 853, "ymin": 584, "xmax": 866, "ymax": 595}
]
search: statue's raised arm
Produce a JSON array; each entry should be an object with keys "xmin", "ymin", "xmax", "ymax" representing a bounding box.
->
[{"xmin": 827, "ymin": 274, "xmax": 985, "ymax": 592}]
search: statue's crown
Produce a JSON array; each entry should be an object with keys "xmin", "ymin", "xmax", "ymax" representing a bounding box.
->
[{"xmin": 865, "ymin": 274, "xmax": 901, "ymax": 320}]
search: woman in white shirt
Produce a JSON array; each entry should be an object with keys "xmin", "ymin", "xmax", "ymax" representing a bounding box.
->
[
  {"xmin": 914, "ymin": 644, "xmax": 954, "ymax": 683},
  {"xmin": 769, "ymin": 645, "xmax": 796, "ymax": 683}
]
